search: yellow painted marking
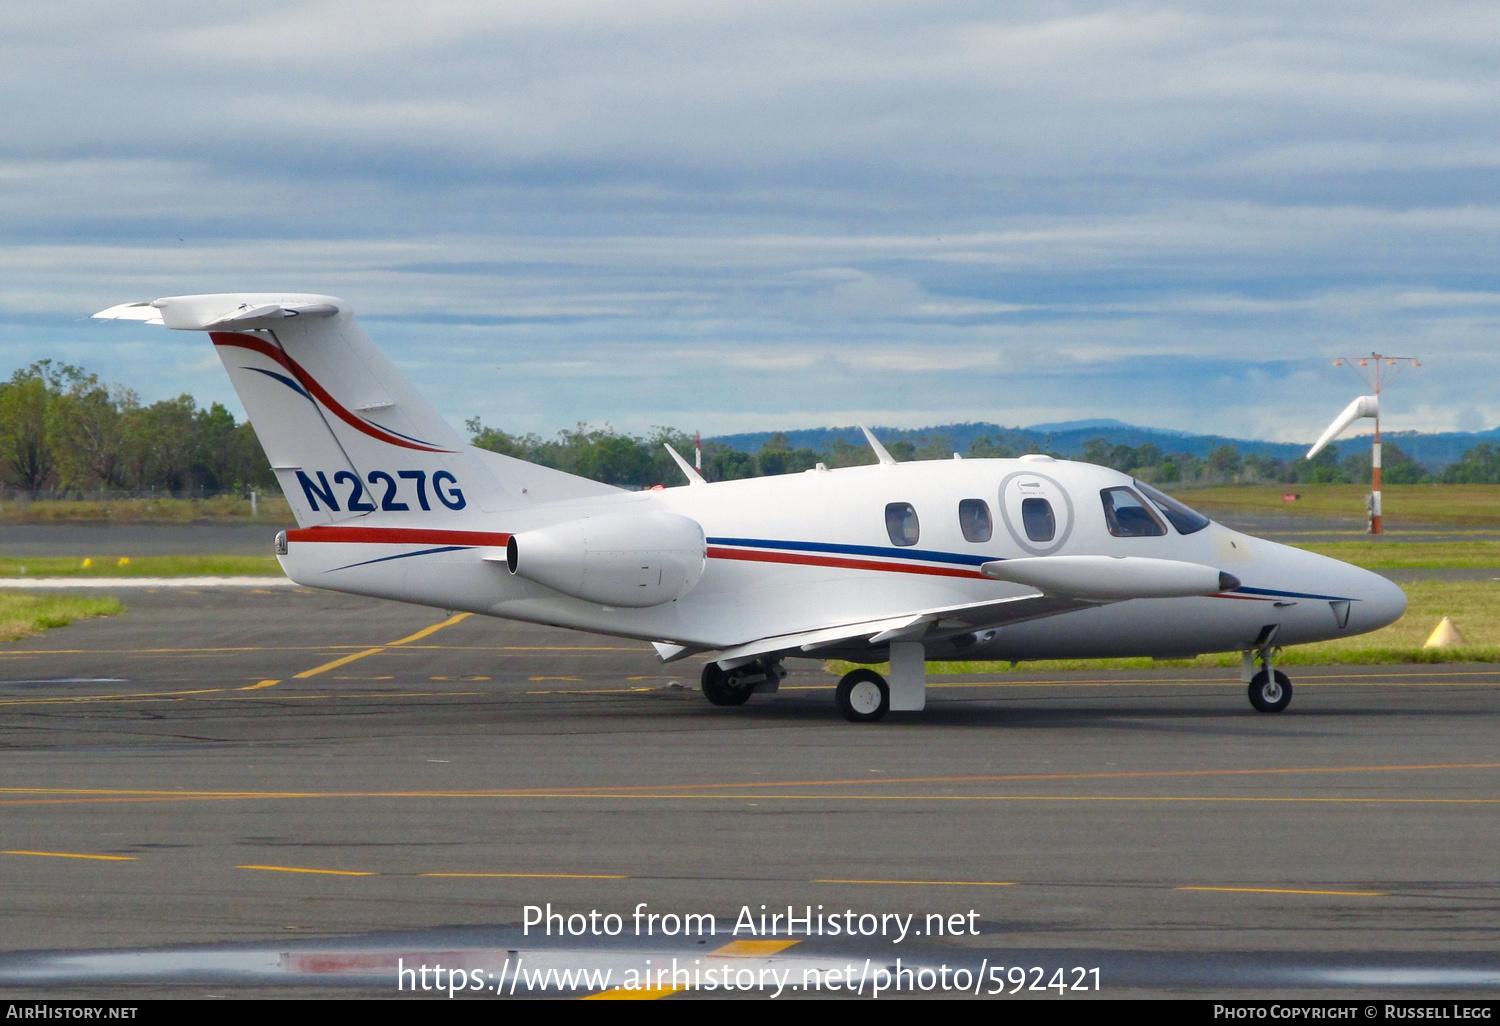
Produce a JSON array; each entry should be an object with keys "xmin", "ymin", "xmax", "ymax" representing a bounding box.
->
[
  {"xmin": 387, "ymin": 613, "xmax": 472, "ymax": 647},
  {"xmin": 0, "ymin": 688, "xmax": 225, "ymax": 706},
  {"xmin": 5, "ymin": 792, "xmax": 1497, "ymax": 808},
  {"xmin": 529, "ymin": 676, "xmax": 583, "ymax": 682},
  {"xmin": 281, "ymin": 613, "xmax": 474, "ymax": 685},
  {"xmin": 709, "ymin": 939, "xmax": 800, "ymax": 956},
  {"xmin": 2, "ymin": 850, "xmax": 136, "ymax": 861},
  {"xmin": 240, "ymin": 679, "xmax": 281, "ymax": 691},
  {"xmin": 292, "ymin": 647, "xmax": 387, "ymax": 679},
  {"xmin": 421, "ymin": 872, "xmax": 628, "ymax": 879},
  {"xmin": 237, "ymin": 864, "xmax": 376, "ymax": 876},
  {"xmin": 585, "ymin": 939, "xmax": 800, "ymax": 1000},
  {"xmin": 525, "ymin": 687, "xmax": 651, "ymax": 694},
  {"xmin": 1177, "ymin": 886, "xmax": 1387, "ymax": 897},
  {"xmin": 813, "ymin": 878, "xmax": 1016, "ymax": 887}
]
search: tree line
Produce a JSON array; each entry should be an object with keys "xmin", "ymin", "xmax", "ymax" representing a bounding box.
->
[
  {"xmin": 7, "ymin": 358, "xmax": 1500, "ymax": 498},
  {"xmin": 0, "ymin": 361, "xmax": 274, "ymax": 498}
]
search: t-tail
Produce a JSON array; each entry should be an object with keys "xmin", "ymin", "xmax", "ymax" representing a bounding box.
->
[{"xmin": 93, "ymin": 293, "xmax": 615, "ymax": 526}]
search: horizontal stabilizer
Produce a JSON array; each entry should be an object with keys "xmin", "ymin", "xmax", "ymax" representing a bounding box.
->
[
  {"xmin": 93, "ymin": 294, "xmax": 341, "ymax": 331},
  {"xmin": 981, "ymin": 555, "xmax": 1236, "ymax": 600}
]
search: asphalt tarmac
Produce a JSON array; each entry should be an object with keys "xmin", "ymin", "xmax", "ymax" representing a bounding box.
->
[{"xmin": 1, "ymin": 587, "xmax": 1498, "ymax": 999}]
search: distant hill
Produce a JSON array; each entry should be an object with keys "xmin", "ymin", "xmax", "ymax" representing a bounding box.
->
[{"xmin": 710, "ymin": 421, "xmax": 1500, "ymax": 470}]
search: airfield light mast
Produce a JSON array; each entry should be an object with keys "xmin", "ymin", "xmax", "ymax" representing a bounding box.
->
[{"xmin": 1329, "ymin": 353, "xmax": 1421, "ymax": 535}]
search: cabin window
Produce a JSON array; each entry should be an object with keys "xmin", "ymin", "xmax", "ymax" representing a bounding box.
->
[
  {"xmin": 958, "ymin": 499, "xmax": 992, "ymax": 543},
  {"xmin": 885, "ymin": 502, "xmax": 920, "ymax": 546},
  {"xmin": 1021, "ymin": 497, "xmax": 1056, "ymax": 542},
  {"xmin": 1135, "ymin": 481, "xmax": 1211, "ymax": 535},
  {"xmin": 1100, "ymin": 487, "xmax": 1167, "ymax": 538}
]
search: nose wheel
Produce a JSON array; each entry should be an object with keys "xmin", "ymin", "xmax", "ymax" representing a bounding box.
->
[{"xmin": 1248, "ymin": 669, "xmax": 1292, "ymax": 713}]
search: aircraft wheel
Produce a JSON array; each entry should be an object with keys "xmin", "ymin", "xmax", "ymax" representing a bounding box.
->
[
  {"xmin": 837, "ymin": 669, "xmax": 890, "ymax": 723},
  {"xmin": 701, "ymin": 663, "xmax": 752, "ymax": 707},
  {"xmin": 1248, "ymin": 669, "xmax": 1292, "ymax": 713}
]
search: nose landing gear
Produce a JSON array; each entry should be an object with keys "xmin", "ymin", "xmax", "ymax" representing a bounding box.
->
[
  {"xmin": 1248, "ymin": 668, "xmax": 1292, "ymax": 713},
  {"xmin": 1243, "ymin": 626, "xmax": 1292, "ymax": 712}
]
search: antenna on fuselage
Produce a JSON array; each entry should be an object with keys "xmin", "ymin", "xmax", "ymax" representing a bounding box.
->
[{"xmin": 859, "ymin": 425, "xmax": 897, "ymax": 466}]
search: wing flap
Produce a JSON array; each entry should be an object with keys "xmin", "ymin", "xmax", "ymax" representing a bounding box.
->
[{"xmin": 708, "ymin": 592, "xmax": 1100, "ymax": 668}]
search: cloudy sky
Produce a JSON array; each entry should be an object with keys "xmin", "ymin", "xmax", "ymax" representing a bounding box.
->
[{"xmin": 4, "ymin": 1, "xmax": 1499, "ymax": 441}]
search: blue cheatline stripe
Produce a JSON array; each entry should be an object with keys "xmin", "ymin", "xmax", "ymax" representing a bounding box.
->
[
  {"xmin": 707, "ymin": 536, "xmax": 999, "ymax": 568},
  {"xmin": 1236, "ymin": 585, "xmax": 1356, "ymax": 602},
  {"xmin": 243, "ymin": 366, "xmax": 312, "ymax": 401},
  {"xmin": 357, "ymin": 419, "xmax": 439, "ymax": 447},
  {"xmin": 331, "ymin": 545, "xmax": 470, "ymax": 571}
]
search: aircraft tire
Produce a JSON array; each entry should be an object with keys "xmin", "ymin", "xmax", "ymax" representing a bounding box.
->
[
  {"xmin": 1248, "ymin": 669, "xmax": 1292, "ymax": 713},
  {"xmin": 836, "ymin": 669, "xmax": 890, "ymax": 723},
  {"xmin": 701, "ymin": 663, "xmax": 753, "ymax": 707}
]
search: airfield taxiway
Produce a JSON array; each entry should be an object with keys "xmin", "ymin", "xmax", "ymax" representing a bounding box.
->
[{"xmin": 2, "ymin": 586, "xmax": 1499, "ymax": 998}]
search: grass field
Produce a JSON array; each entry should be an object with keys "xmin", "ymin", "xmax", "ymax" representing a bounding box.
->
[
  {"xmin": 1293, "ymin": 540, "xmax": 1500, "ymax": 567},
  {"xmin": 0, "ymin": 495, "xmax": 293, "ymax": 523},
  {"xmin": 1179, "ymin": 483, "xmax": 1500, "ymax": 526},
  {"xmin": 0, "ymin": 555, "xmax": 284, "ymax": 578},
  {"xmin": 0, "ymin": 592, "xmax": 123, "ymax": 643},
  {"xmin": 829, "ymin": 579, "xmax": 1500, "ymax": 674}
]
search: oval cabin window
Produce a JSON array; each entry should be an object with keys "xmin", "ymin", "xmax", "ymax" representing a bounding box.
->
[
  {"xmin": 958, "ymin": 499, "xmax": 992, "ymax": 543},
  {"xmin": 885, "ymin": 502, "xmax": 920, "ymax": 546}
]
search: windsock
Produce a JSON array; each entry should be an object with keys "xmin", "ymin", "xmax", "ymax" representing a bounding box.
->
[{"xmin": 1306, "ymin": 395, "xmax": 1378, "ymax": 459}]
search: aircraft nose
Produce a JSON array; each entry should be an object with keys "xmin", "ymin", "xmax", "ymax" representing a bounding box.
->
[{"xmin": 1350, "ymin": 569, "xmax": 1407, "ymax": 633}]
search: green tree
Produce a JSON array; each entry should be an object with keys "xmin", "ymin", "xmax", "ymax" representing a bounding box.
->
[{"xmin": 1441, "ymin": 444, "xmax": 1500, "ymax": 484}]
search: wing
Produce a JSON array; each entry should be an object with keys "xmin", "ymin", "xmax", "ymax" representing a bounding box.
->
[{"xmin": 696, "ymin": 592, "xmax": 1102, "ymax": 668}]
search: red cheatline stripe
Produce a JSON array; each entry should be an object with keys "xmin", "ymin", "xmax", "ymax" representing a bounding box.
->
[
  {"xmin": 287, "ymin": 527, "xmax": 513, "ymax": 546},
  {"xmin": 707, "ymin": 545, "xmax": 986, "ymax": 579},
  {"xmin": 210, "ymin": 332, "xmax": 454, "ymax": 454}
]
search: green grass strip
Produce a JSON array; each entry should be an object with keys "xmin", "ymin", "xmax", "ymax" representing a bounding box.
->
[
  {"xmin": 0, "ymin": 592, "xmax": 124, "ymax": 643},
  {"xmin": 0, "ymin": 555, "xmax": 283, "ymax": 578}
]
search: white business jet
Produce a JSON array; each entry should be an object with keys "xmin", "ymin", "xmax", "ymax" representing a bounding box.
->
[{"xmin": 95, "ymin": 294, "xmax": 1407, "ymax": 722}]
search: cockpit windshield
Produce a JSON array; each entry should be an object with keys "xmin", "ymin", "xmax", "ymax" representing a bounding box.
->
[{"xmin": 1135, "ymin": 481, "xmax": 1213, "ymax": 535}]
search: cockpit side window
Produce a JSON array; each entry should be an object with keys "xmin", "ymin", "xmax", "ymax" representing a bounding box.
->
[
  {"xmin": 958, "ymin": 499, "xmax": 992, "ymax": 543},
  {"xmin": 885, "ymin": 502, "xmax": 920, "ymax": 546},
  {"xmin": 1135, "ymin": 481, "xmax": 1212, "ymax": 535},
  {"xmin": 1100, "ymin": 487, "xmax": 1167, "ymax": 538}
]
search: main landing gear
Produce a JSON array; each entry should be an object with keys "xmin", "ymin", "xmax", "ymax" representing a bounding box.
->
[
  {"xmin": 836, "ymin": 669, "xmax": 890, "ymax": 723},
  {"xmin": 700, "ymin": 660, "xmax": 784, "ymax": 706},
  {"xmin": 702, "ymin": 641, "xmax": 929, "ymax": 724},
  {"xmin": 1243, "ymin": 627, "xmax": 1292, "ymax": 713}
]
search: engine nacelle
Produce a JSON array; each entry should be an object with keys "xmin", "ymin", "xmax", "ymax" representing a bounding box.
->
[{"xmin": 506, "ymin": 511, "xmax": 706, "ymax": 608}]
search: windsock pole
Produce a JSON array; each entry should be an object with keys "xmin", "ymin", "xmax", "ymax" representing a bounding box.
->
[{"xmin": 1371, "ymin": 415, "xmax": 1382, "ymax": 535}]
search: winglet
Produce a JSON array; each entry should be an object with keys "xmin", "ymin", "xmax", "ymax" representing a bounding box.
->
[
  {"xmin": 664, "ymin": 443, "xmax": 706, "ymax": 485},
  {"xmin": 859, "ymin": 425, "xmax": 897, "ymax": 465}
]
